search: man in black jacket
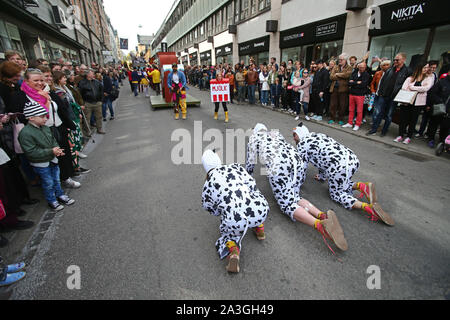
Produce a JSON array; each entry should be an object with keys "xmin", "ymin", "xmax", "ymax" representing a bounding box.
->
[
  {"xmin": 368, "ymin": 53, "xmax": 411, "ymax": 137},
  {"xmin": 78, "ymin": 69, "xmax": 105, "ymax": 134},
  {"xmin": 426, "ymin": 74, "xmax": 450, "ymax": 146},
  {"xmin": 311, "ymin": 60, "xmax": 329, "ymax": 121}
]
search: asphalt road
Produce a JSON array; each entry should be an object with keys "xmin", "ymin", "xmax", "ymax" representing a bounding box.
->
[{"xmin": 10, "ymin": 84, "xmax": 450, "ymax": 300}]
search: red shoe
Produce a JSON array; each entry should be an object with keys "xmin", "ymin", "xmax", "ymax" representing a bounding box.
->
[
  {"xmin": 357, "ymin": 182, "xmax": 377, "ymax": 204},
  {"xmin": 372, "ymin": 203, "xmax": 395, "ymax": 226},
  {"xmin": 318, "ymin": 212, "xmax": 328, "ymax": 221},
  {"xmin": 254, "ymin": 225, "xmax": 266, "ymax": 241},
  {"xmin": 226, "ymin": 246, "xmax": 240, "ymax": 273},
  {"xmin": 316, "ymin": 210, "xmax": 348, "ymax": 252}
]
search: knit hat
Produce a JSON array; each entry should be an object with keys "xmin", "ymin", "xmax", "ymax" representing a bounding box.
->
[
  {"xmin": 202, "ymin": 150, "xmax": 222, "ymax": 173},
  {"xmin": 23, "ymin": 101, "xmax": 48, "ymax": 119},
  {"xmin": 253, "ymin": 123, "xmax": 268, "ymax": 135},
  {"xmin": 293, "ymin": 122, "xmax": 310, "ymax": 141}
]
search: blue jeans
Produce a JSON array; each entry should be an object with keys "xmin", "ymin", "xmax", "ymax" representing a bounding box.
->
[
  {"xmin": 270, "ymin": 85, "xmax": 277, "ymax": 105},
  {"xmin": 371, "ymin": 96, "xmax": 398, "ymax": 135},
  {"xmin": 261, "ymin": 90, "xmax": 269, "ymax": 105},
  {"xmin": 33, "ymin": 163, "xmax": 65, "ymax": 204},
  {"xmin": 248, "ymin": 85, "xmax": 256, "ymax": 104},
  {"xmin": 238, "ymin": 85, "xmax": 246, "ymax": 102},
  {"xmin": 133, "ymin": 83, "xmax": 138, "ymax": 96},
  {"xmin": 102, "ymin": 96, "xmax": 114, "ymax": 119}
]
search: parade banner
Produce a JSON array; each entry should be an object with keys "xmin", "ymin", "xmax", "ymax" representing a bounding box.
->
[
  {"xmin": 210, "ymin": 79, "xmax": 230, "ymax": 103},
  {"xmin": 120, "ymin": 38, "xmax": 128, "ymax": 50}
]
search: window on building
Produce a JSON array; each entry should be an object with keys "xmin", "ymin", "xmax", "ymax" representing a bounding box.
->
[
  {"xmin": 258, "ymin": 0, "xmax": 265, "ymax": 10},
  {"xmin": 227, "ymin": 3, "xmax": 233, "ymax": 26},
  {"xmin": 251, "ymin": 0, "xmax": 257, "ymax": 15},
  {"xmin": 200, "ymin": 24, "xmax": 204, "ymax": 36},
  {"xmin": 234, "ymin": 0, "xmax": 240, "ymax": 23},
  {"xmin": 241, "ymin": 0, "xmax": 249, "ymax": 20},
  {"xmin": 194, "ymin": 28, "xmax": 198, "ymax": 39}
]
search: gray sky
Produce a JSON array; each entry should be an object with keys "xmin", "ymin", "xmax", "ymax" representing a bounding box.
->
[{"xmin": 103, "ymin": 0, "xmax": 174, "ymax": 54}]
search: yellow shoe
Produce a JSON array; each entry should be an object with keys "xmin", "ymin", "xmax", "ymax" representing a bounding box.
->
[
  {"xmin": 174, "ymin": 113, "xmax": 180, "ymax": 120},
  {"xmin": 182, "ymin": 113, "xmax": 187, "ymax": 120},
  {"xmin": 214, "ymin": 112, "xmax": 218, "ymax": 120},
  {"xmin": 225, "ymin": 112, "xmax": 229, "ymax": 123}
]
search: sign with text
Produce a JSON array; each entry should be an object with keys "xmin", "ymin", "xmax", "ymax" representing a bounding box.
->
[{"xmin": 210, "ymin": 79, "xmax": 230, "ymax": 103}]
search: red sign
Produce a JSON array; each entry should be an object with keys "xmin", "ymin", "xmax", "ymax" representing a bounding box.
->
[{"xmin": 210, "ymin": 79, "xmax": 230, "ymax": 103}]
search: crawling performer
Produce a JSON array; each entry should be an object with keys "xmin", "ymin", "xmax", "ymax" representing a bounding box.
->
[
  {"xmin": 201, "ymin": 150, "xmax": 269, "ymax": 273},
  {"xmin": 246, "ymin": 124, "xmax": 348, "ymax": 253},
  {"xmin": 293, "ymin": 123, "xmax": 394, "ymax": 226}
]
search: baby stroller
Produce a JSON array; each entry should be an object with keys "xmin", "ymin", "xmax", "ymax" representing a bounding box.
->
[{"xmin": 435, "ymin": 135, "xmax": 450, "ymax": 156}]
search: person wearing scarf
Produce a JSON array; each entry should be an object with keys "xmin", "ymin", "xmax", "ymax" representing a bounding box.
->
[
  {"xmin": 201, "ymin": 150, "xmax": 269, "ymax": 273},
  {"xmin": 53, "ymin": 71, "xmax": 90, "ymax": 175},
  {"xmin": 36, "ymin": 66, "xmax": 80, "ymax": 189}
]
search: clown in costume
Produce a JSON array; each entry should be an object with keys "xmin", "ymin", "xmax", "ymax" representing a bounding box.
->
[
  {"xmin": 201, "ymin": 150, "xmax": 269, "ymax": 273},
  {"xmin": 246, "ymin": 124, "xmax": 348, "ymax": 253},
  {"xmin": 167, "ymin": 63, "xmax": 187, "ymax": 120},
  {"xmin": 293, "ymin": 123, "xmax": 394, "ymax": 226}
]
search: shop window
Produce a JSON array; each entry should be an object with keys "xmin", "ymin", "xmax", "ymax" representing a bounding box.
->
[
  {"xmin": 281, "ymin": 47, "xmax": 300, "ymax": 64},
  {"xmin": 369, "ymin": 29, "xmax": 429, "ymax": 67},
  {"xmin": 428, "ymin": 25, "xmax": 450, "ymax": 75}
]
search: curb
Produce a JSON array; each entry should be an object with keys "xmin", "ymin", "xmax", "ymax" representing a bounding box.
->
[{"xmin": 256, "ymin": 103, "xmax": 445, "ymax": 162}]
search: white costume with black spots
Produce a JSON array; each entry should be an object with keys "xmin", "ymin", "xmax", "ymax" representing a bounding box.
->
[
  {"xmin": 202, "ymin": 163, "xmax": 269, "ymax": 260},
  {"xmin": 297, "ymin": 133, "xmax": 360, "ymax": 210},
  {"xmin": 246, "ymin": 131, "xmax": 305, "ymax": 221}
]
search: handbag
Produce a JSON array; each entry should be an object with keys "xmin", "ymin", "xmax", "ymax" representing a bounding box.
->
[
  {"xmin": 432, "ymin": 96, "xmax": 449, "ymax": 117},
  {"xmin": 394, "ymin": 89, "xmax": 418, "ymax": 105},
  {"xmin": 50, "ymin": 102, "xmax": 62, "ymax": 144},
  {"xmin": 12, "ymin": 118, "xmax": 24, "ymax": 154}
]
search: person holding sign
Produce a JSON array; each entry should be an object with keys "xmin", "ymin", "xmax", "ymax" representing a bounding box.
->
[{"xmin": 211, "ymin": 73, "xmax": 230, "ymax": 123}]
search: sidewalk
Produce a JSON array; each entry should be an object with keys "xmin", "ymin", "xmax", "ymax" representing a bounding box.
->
[
  {"xmin": 187, "ymin": 84, "xmax": 446, "ymax": 161},
  {"xmin": 0, "ymin": 98, "xmax": 119, "ymax": 298}
]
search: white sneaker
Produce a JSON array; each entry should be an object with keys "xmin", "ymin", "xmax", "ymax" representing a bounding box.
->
[
  {"xmin": 295, "ymin": 116, "xmax": 300, "ymax": 121},
  {"xmin": 394, "ymin": 136, "xmax": 403, "ymax": 143},
  {"xmin": 353, "ymin": 126, "xmax": 360, "ymax": 131},
  {"xmin": 78, "ymin": 152, "xmax": 88, "ymax": 159},
  {"xmin": 342, "ymin": 123, "xmax": 353, "ymax": 128},
  {"xmin": 305, "ymin": 116, "xmax": 311, "ymax": 121},
  {"xmin": 64, "ymin": 178, "xmax": 81, "ymax": 189}
]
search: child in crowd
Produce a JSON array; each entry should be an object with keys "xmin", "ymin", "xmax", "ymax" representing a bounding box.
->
[
  {"xmin": 141, "ymin": 76, "xmax": 150, "ymax": 97},
  {"xmin": 18, "ymin": 102, "xmax": 75, "ymax": 212}
]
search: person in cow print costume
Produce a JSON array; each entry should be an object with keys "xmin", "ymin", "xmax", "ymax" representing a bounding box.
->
[
  {"xmin": 201, "ymin": 150, "xmax": 269, "ymax": 273},
  {"xmin": 246, "ymin": 123, "xmax": 348, "ymax": 253},
  {"xmin": 293, "ymin": 123, "xmax": 394, "ymax": 226}
]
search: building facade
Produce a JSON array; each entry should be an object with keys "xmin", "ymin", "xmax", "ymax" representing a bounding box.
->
[
  {"xmin": 0, "ymin": 0, "xmax": 118, "ymax": 66},
  {"xmin": 151, "ymin": 0, "xmax": 450, "ymax": 73}
]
